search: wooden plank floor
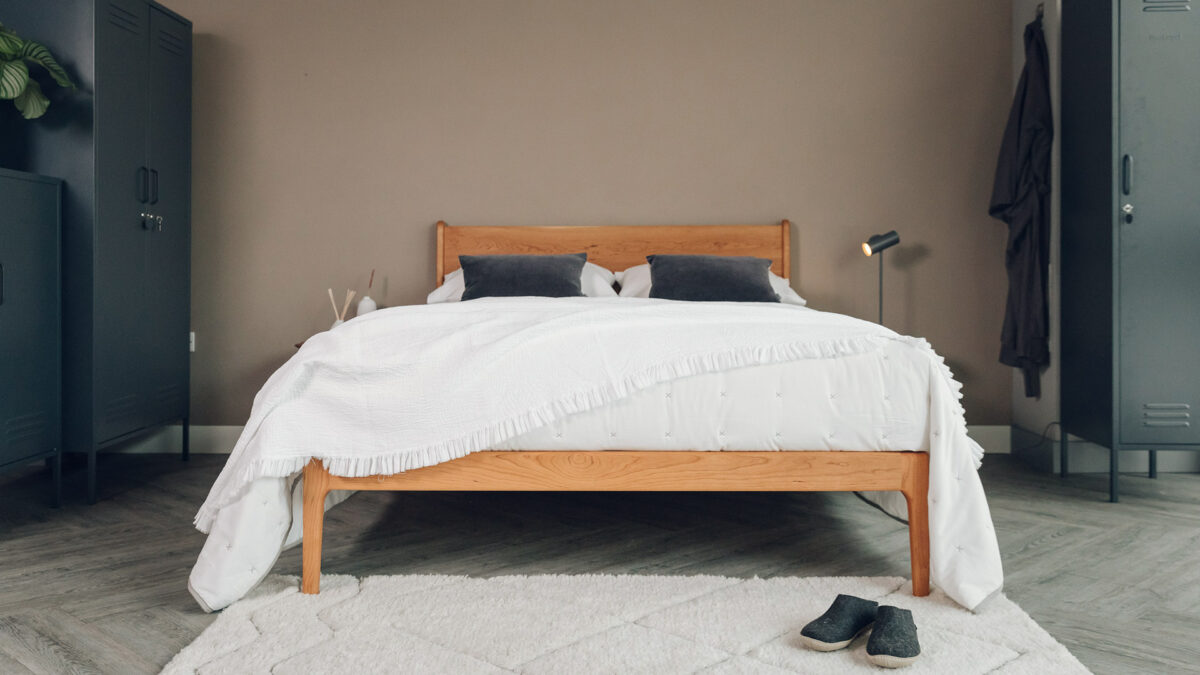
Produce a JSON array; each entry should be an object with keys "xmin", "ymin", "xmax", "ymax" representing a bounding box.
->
[{"xmin": 0, "ymin": 453, "xmax": 1197, "ymax": 674}]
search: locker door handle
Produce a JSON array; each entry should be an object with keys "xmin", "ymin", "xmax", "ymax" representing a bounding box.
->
[
  {"xmin": 149, "ymin": 169, "xmax": 160, "ymax": 205},
  {"xmin": 1122, "ymin": 154, "xmax": 1133, "ymax": 195},
  {"xmin": 137, "ymin": 167, "xmax": 149, "ymax": 204}
]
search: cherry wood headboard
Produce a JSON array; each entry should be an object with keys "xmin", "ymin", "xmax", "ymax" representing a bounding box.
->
[{"xmin": 435, "ymin": 220, "xmax": 791, "ymax": 286}]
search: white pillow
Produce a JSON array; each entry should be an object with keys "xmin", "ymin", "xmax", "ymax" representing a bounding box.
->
[
  {"xmin": 615, "ymin": 263, "xmax": 806, "ymax": 306},
  {"xmin": 428, "ymin": 262, "xmax": 618, "ymax": 303}
]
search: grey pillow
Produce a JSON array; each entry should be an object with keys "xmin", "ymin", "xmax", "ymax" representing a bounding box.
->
[
  {"xmin": 646, "ymin": 254, "xmax": 780, "ymax": 302},
  {"xmin": 459, "ymin": 253, "xmax": 588, "ymax": 300}
]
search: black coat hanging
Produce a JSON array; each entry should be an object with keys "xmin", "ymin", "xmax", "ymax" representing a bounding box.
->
[{"xmin": 989, "ymin": 14, "xmax": 1053, "ymax": 398}]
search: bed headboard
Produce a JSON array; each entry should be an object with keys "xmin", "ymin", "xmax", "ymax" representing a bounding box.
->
[{"xmin": 435, "ymin": 220, "xmax": 791, "ymax": 285}]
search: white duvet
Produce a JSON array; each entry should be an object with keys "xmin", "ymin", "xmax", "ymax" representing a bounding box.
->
[{"xmin": 190, "ymin": 298, "xmax": 1003, "ymax": 612}]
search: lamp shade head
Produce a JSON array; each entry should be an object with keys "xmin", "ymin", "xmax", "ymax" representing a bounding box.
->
[{"xmin": 862, "ymin": 230, "xmax": 900, "ymax": 256}]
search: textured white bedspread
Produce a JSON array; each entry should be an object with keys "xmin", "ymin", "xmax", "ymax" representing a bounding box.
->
[{"xmin": 189, "ymin": 298, "xmax": 1002, "ymax": 613}]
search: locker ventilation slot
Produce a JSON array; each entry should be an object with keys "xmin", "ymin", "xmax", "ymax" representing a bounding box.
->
[
  {"xmin": 103, "ymin": 394, "xmax": 139, "ymax": 423},
  {"xmin": 155, "ymin": 383, "xmax": 185, "ymax": 411},
  {"xmin": 158, "ymin": 30, "xmax": 186, "ymax": 56},
  {"xmin": 106, "ymin": 3, "xmax": 141, "ymax": 34},
  {"xmin": 1143, "ymin": 0, "xmax": 1190, "ymax": 11},
  {"xmin": 5, "ymin": 413, "xmax": 47, "ymax": 445},
  {"xmin": 1142, "ymin": 403, "xmax": 1191, "ymax": 427}
]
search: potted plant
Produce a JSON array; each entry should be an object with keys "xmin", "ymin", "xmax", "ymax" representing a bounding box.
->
[{"xmin": 0, "ymin": 21, "xmax": 74, "ymax": 120}]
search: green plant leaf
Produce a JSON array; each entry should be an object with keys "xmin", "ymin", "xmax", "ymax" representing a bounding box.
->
[
  {"xmin": 20, "ymin": 41, "xmax": 74, "ymax": 88},
  {"xmin": 14, "ymin": 77, "xmax": 48, "ymax": 119},
  {"xmin": 0, "ymin": 29, "xmax": 22, "ymax": 57},
  {"xmin": 0, "ymin": 58, "xmax": 30, "ymax": 100}
]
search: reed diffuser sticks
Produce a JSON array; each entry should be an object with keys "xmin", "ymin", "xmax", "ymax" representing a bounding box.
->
[{"xmin": 328, "ymin": 288, "xmax": 356, "ymax": 323}]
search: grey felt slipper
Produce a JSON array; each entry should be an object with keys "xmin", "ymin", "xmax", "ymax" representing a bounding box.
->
[
  {"xmin": 799, "ymin": 594, "xmax": 879, "ymax": 651},
  {"xmin": 866, "ymin": 605, "xmax": 921, "ymax": 668}
]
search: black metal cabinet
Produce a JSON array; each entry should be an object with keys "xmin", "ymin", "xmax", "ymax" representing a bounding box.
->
[
  {"xmin": 143, "ymin": 6, "xmax": 192, "ymax": 426},
  {"xmin": 0, "ymin": 169, "xmax": 63, "ymax": 505},
  {"xmin": 1060, "ymin": 0, "xmax": 1200, "ymax": 501},
  {"xmin": 1, "ymin": 0, "xmax": 192, "ymax": 502}
]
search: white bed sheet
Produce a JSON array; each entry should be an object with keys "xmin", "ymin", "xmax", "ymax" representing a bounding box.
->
[{"xmin": 190, "ymin": 341, "xmax": 997, "ymax": 614}]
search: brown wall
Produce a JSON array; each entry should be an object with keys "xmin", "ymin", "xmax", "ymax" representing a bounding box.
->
[{"xmin": 170, "ymin": 0, "xmax": 1014, "ymax": 426}]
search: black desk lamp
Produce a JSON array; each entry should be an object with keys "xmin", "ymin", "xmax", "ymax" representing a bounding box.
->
[{"xmin": 862, "ymin": 230, "xmax": 900, "ymax": 324}]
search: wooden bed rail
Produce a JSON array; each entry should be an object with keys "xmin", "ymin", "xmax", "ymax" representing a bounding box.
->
[{"xmin": 301, "ymin": 451, "xmax": 930, "ymax": 596}]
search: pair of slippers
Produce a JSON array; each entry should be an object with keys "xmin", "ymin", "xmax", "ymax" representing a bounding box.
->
[{"xmin": 799, "ymin": 594, "xmax": 920, "ymax": 668}]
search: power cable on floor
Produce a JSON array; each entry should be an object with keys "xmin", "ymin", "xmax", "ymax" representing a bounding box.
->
[{"xmin": 1011, "ymin": 421, "xmax": 1061, "ymax": 454}]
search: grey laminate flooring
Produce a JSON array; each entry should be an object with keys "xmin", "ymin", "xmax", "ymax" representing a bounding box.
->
[{"xmin": 0, "ymin": 453, "xmax": 1196, "ymax": 674}]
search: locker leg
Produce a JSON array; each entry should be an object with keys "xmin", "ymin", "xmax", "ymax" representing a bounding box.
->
[
  {"xmin": 1109, "ymin": 446, "xmax": 1119, "ymax": 503},
  {"xmin": 1148, "ymin": 450, "xmax": 1157, "ymax": 479},
  {"xmin": 52, "ymin": 451, "xmax": 62, "ymax": 508},
  {"xmin": 1060, "ymin": 431, "xmax": 1069, "ymax": 478},
  {"xmin": 87, "ymin": 447, "xmax": 98, "ymax": 505},
  {"xmin": 182, "ymin": 418, "xmax": 190, "ymax": 462}
]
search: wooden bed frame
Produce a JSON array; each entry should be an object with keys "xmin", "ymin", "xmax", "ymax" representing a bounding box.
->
[{"xmin": 301, "ymin": 221, "xmax": 930, "ymax": 597}]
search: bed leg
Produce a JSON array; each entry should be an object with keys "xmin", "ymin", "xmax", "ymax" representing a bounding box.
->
[
  {"xmin": 903, "ymin": 453, "xmax": 931, "ymax": 597},
  {"xmin": 302, "ymin": 459, "xmax": 330, "ymax": 594}
]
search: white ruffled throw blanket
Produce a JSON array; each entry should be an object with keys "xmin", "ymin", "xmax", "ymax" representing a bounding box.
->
[{"xmin": 191, "ymin": 298, "xmax": 1003, "ymax": 612}]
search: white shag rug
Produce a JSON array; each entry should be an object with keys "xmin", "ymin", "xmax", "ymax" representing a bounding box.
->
[{"xmin": 164, "ymin": 575, "xmax": 1088, "ymax": 674}]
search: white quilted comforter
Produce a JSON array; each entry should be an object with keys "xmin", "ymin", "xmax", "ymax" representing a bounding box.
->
[{"xmin": 189, "ymin": 298, "xmax": 1003, "ymax": 612}]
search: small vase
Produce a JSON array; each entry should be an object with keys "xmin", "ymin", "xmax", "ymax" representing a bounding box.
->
[
  {"xmin": 357, "ymin": 295, "xmax": 377, "ymax": 316},
  {"xmin": 330, "ymin": 319, "xmax": 344, "ymax": 330}
]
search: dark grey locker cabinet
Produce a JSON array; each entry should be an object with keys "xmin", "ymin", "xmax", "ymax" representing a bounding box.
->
[
  {"xmin": 1061, "ymin": 0, "xmax": 1200, "ymax": 501},
  {"xmin": 94, "ymin": 0, "xmax": 155, "ymax": 444},
  {"xmin": 1, "ymin": 0, "xmax": 192, "ymax": 502},
  {"xmin": 144, "ymin": 8, "xmax": 192, "ymax": 427},
  {"xmin": 1115, "ymin": 0, "xmax": 1200, "ymax": 447},
  {"xmin": 0, "ymin": 169, "xmax": 62, "ymax": 505}
]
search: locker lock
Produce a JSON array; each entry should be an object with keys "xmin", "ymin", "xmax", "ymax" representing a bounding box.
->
[
  {"xmin": 1121, "ymin": 203, "xmax": 1134, "ymax": 224},
  {"xmin": 140, "ymin": 212, "xmax": 165, "ymax": 231}
]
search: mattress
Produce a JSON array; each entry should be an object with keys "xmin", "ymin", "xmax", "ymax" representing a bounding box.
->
[{"xmin": 495, "ymin": 340, "xmax": 930, "ymax": 453}]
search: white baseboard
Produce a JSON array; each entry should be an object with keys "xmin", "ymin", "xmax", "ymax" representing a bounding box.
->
[
  {"xmin": 109, "ymin": 423, "xmax": 1015, "ymax": 456},
  {"xmin": 968, "ymin": 425, "xmax": 1011, "ymax": 455}
]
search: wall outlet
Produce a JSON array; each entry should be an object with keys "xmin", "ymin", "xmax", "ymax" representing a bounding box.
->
[{"xmin": 190, "ymin": 331, "xmax": 196, "ymax": 353}]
